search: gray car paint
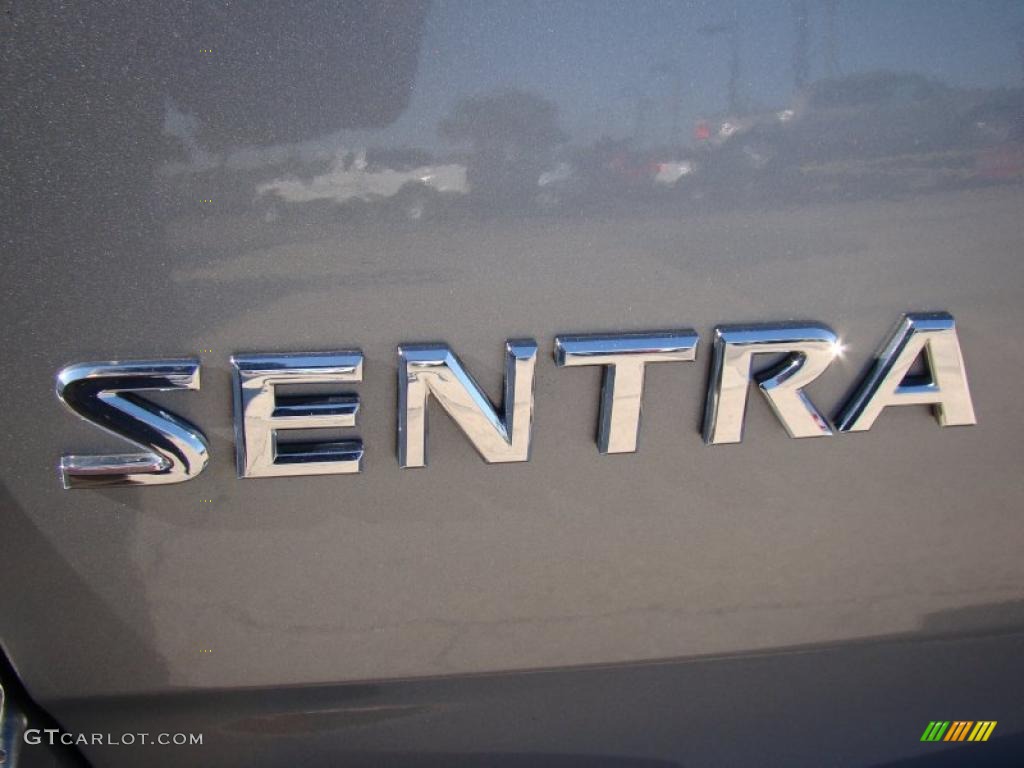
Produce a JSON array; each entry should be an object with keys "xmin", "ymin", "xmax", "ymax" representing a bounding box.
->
[{"xmin": 2, "ymin": 1, "xmax": 1022, "ymax": 765}]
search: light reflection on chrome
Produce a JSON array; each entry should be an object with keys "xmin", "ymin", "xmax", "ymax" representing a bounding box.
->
[
  {"xmin": 703, "ymin": 323, "xmax": 839, "ymax": 445},
  {"xmin": 231, "ymin": 352, "xmax": 364, "ymax": 478},
  {"xmin": 398, "ymin": 340, "xmax": 537, "ymax": 468},
  {"xmin": 554, "ymin": 331, "xmax": 699, "ymax": 454},
  {"xmin": 837, "ymin": 312, "xmax": 976, "ymax": 432},
  {"xmin": 56, "ymin": 359, "xmax": 209, "ymax": 488}
]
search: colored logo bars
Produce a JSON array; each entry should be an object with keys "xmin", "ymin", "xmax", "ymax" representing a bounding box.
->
[{"xmin": 920, "ymin": 721, "xmax": 997, "ymax": 742}]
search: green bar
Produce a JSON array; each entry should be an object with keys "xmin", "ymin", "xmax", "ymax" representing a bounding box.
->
[
  {"xmin": 920, "ymin": 722, "xmax": 938, "ymax": 741},
  {"xmin": 932, "ymin": 721, "xmax": 950, "ymax": 741}
]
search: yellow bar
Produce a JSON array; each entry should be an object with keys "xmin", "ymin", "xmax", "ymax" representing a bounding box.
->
[
  {"xmin": 968, "ymin": 722, "xmax": 985, "ymax": 741},
  {"xmin": 981, "ymin": 721, "xmax": 997, "ymax": 742}
]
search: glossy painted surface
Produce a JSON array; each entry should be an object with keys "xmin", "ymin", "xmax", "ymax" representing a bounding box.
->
[{"xmin": 2, "ymin": 1, "xmax": 1023, "ymax": 764}]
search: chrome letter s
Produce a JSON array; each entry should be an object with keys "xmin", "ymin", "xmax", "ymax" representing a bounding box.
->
[{"xmin": 56, "ymin": 359, "xmax": 209, "ymax": 488}]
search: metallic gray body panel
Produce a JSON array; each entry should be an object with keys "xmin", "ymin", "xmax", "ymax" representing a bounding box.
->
[{"xmin": 2, "ymin": 1, "xmax": 1022, "ymax": 764}]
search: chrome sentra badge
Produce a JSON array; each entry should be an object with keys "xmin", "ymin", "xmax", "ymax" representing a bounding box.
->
[
  {"xmin": 554, "ymin": 331, "xmax": 699, "ymax": 453},
  {"xmin": 55, "ymin": 312, "xmax": 976, "ymax": 486},
  {"xmin": 56, "ymin": 360, "xmax": 209, "ymax": 489},
  {"xmin": 835, "ymin": 313, "xmax": 975, "ymax": 431},
  {"xmin": 702, "ymin": 323, "xmax": 840, "ymax": 444},
  {"xmin": 232, "ymin": 352, "xmax": 364, "ymax": 477},
  {"xmin": 398, "ymin": 340, "xmax": 538, "ymax": 467}
]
